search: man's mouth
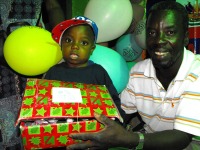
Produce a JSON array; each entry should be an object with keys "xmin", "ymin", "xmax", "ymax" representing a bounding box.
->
[{"xmin": 155, "ymin": 51, "xmax": 168, "ymax": 56}]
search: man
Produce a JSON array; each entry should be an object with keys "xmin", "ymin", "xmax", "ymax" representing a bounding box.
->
[{"xmin": 67, "ymin": 1, "xmax": 200, "ymax": 150}]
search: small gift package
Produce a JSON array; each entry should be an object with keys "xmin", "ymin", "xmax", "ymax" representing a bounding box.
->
[{"xmin": 16, "ymin": 79, "xmax": 122, "ymax": 149}]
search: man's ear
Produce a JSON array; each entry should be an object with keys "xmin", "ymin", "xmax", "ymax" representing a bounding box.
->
[
  {"xmin": 90, "ymin": 44, "xmax": 96, "ymax": 55},
  {"xmin": 184, "ymin": 31, "xmax": 189, "ymax": 47}
]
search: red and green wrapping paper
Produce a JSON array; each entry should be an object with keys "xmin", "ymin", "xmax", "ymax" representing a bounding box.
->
[{"xmin": 16, "ymin": 78, "xmax": 122, "ymax": 149}]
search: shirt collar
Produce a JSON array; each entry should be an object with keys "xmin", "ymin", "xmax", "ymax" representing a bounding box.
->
[
  {"xmin": 175, "ymin": 48, "xmax": 195, "ymax": 80},
  {"xmin": 144, "ymin": 48, "xmax": 195, "ymax": 80}
]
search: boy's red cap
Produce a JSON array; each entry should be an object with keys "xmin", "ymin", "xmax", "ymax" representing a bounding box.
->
[{"xmin": 52, "ymin": 16, "xmax": 98, "ymax": 45}]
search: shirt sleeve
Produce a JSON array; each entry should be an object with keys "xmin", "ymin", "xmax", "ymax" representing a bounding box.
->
[
  {"xmin": 120, "ymin": 76, "xmax": 138, "ymax": 115},
  {"xmin": 174, "ymin": 80, "xmax": 200, "ymax": 136}
]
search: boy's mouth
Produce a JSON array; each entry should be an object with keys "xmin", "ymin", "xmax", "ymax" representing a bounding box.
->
[{"xmin": 70, "ymin": 54, "xmax": 78, "ymax": 59}]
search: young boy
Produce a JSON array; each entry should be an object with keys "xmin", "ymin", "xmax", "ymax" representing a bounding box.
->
[{"xmin": 44, "ymin": 16, "xmax": 125, "ymax": 121}]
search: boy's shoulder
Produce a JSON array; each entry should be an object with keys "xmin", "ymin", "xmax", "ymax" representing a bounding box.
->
[
  {"xmin": 89, "ymin": 63, "xmax": 106, "ymax": 71},
  {"xmin": 48, "ymin": 62, "xmax": 106, "ymax": 73}
]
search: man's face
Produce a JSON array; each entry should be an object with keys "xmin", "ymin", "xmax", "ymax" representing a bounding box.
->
[{"xmin": 146, "ymin": 10, "xmax": 188, "ymax": 69}]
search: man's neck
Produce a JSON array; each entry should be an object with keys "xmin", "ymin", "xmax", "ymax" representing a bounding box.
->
[{"xmin": 155, "ymin": 60, "xmax": 182, "ymax": 90}]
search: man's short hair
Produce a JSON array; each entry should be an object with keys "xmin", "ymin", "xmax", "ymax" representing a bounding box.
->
[{"xmin": 147, "ymin": 1, "xmax": 189, "ymax": 31}]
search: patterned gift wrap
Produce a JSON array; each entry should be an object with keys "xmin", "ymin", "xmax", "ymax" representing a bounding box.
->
[{"xmin": 16, "ymin": 78, "xmax": 121, "ymax": 149}]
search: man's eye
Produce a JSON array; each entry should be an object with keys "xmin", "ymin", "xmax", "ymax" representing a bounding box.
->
[
  {"xmin": 148, "ymin": 31, "xmax": 156, "ymax": 37},
  {"xmin": 167, "ymin": 31, "xmax": 174, "ymax": 35},
  {"xmin": 81, "ymin": 41, "xmax": 89, "ymax": 46}
]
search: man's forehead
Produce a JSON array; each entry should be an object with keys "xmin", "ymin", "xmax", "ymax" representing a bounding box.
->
[
  {"xmin": 149, "ymin": 9, "xmax": 181, "ymax": 18},
  {"xmin": 147, "ymin": 10, "xmax": 182, "ymax": 24}
]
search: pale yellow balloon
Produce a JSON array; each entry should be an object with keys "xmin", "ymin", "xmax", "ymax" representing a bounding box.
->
[
  {"xmin": 4, "ymin": 26, "xmax": 62, "ymax": 76},
  {"xmin": 84, "ymin": 0, "xmax": 133, "ymax": 43}
]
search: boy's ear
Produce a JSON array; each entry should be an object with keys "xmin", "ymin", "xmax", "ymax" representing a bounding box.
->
[{"xmin": 90, "ymin": 44, "xmax": 96, "ymax": 55}]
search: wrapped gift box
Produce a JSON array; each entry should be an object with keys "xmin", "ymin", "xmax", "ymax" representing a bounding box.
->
[{"xmin": 16, "ymin": 78, "xmax": 122, "ymax": 149}]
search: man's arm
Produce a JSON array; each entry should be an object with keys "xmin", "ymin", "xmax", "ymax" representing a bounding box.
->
[
  {"xmin": 44, "ymin": 0, "xmax": 65, "ymax": 31},
  {"xmin": 144, "ymin": 129, "xmax": 193, "ymax": 150},
  {"xmin": 68, "ymin": 113, "xmax": 193, "ymax": 150}
]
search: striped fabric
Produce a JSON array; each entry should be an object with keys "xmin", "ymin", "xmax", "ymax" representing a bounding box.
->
[{"xmin": 120, "ymin": 48, "xmax": 200, "ymax": 136}]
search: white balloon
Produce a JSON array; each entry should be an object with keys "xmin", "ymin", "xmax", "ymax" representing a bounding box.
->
[
  {"xmin": 84, "ymin": 0, "xmax": 133, "ymax": 43},
  {"xmin": 115, "ymin": 34, "xmax": 143, "ymax": 61},
  {"xmin": 133, "ymin": 19, "xmax": 146, "ymax": 50},
  {"xmin": 124, "ymin": 4, "xmax": 145, "ymax": 34}
]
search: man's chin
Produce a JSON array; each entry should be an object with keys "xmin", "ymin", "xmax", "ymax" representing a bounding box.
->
[{"xmin": 153, "ymin": 60, "xmax": 172, "ymax": 69}]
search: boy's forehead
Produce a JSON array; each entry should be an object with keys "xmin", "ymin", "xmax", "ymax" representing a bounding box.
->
[{"xmin": 64, "ymin": 25, "xmax": 95, "ymax": 36}]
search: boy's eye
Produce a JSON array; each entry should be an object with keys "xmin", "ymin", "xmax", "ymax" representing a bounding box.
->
[
  {"xmin": 81, "ymin": 41, "xmax": 89, "ymax": 46},
  {"xmin": 65, "ymin": 37, "xmax": 72, "ymax": 43}
]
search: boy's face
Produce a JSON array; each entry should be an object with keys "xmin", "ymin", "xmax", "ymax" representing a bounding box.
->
[
  {"xmin": 146, "ymin": 10, "xmax": 188, "ymax": 69},
  {"xmin": 61, "ymin": 25, "xmax": 95, "ymax": 68}
]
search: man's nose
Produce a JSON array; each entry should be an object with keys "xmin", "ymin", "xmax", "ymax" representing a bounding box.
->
[{"xmin": 157, "ymin": 32, "xmax": 166, "ymax": 44}]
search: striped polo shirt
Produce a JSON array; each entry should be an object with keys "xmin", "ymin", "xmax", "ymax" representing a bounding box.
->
[{"xmin": 120, "ymin": 48, "xmax": 200, "ymax": 136}]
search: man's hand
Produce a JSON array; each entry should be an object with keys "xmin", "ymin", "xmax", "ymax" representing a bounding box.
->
[{"xmin": 67, "ymin": 113, "xmax": 138, "ymax": 150}]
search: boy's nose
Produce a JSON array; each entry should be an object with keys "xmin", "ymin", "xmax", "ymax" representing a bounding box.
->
[{"xmin": 71, "ymin": 42, "xmax": 79, "ymax": 50}]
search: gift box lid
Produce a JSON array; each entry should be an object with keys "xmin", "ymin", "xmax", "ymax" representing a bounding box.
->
[{"xmin": 16, "ymin": 79, "xmax": 122, "ymax": 125}]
